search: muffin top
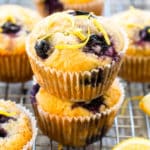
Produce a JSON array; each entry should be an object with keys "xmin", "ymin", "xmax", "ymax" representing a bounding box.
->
[
  {"xmin": 113, "ymin": 7, "xmax": 150, "ymax": 56},
  {"xmin": 32, "ymin": 80, "xmax": 123, "ymax": 117},
  {"xmin": 0, "ymin": 100, "xmax": 32, "ymax": 149},
  {"xmin": 60, "ymin": 0, "xmax": 94, "ymax": 4},
  {"xmin": 0, "ymin": 5, "xmax": 41, "ymax": 55},
  {"xmin": 27, "ymin": 10, "xmax": 127, "ymax": 72}
]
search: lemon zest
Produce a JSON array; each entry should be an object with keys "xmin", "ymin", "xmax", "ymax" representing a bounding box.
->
[
  {"xmin": 92, "ymin": 18, "xmax": 110, "ymax": 45},
  {"xmin": 127, "ymin": 23, "xmax": 143, "ymax": 29},
  {"xmin": 55, "ymin": 26, "xmax": 90, "ymax": 50},
  {"xmin": 121, "ymin": 96, "xmax": 143, "ymax": 115},
  {"xmin": 39, "ymin": 14, "xmax": 75, "ymax": 40},
  {"xmin": 5, "ymin": 15, "xmax": 16, "ymax": 23},
  {"xmin": 0, "ymin": 110, "xmax": 16, "ymax": 117},
  {"xmin": 71, "ymin": 28, "xmax": 86, "ymax": 41},
  {"xmin": 0, "ymin": 28, "xmax": 2, "ymax": 33},
  {"xmin": 148, "ymin": 29, "xmax": 150, "ymax": 34}
]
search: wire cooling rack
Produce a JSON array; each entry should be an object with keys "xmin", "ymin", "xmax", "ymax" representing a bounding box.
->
[
  {"xmin": 0, "ymin": 79, "xmax": 149, "ymax": 150},
  {"xmin": 0, "ymin": 0, "xmax": 150, "ymax": 149}
]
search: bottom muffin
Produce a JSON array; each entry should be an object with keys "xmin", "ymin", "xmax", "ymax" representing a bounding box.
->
[
  {"xmin": 31, "ymin": 79, "xmax": 124, "ymax": 147},
  {"xmin": 0, "ymin": 100, "xmax": 37, "ymax": 150}
]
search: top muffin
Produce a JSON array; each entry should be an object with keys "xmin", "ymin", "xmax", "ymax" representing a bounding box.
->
[
  {"xmin": 0, "ymin": 5, "xmax": 41, "ymax": 55},
  {"xmin": 113, "ymin": 7, "xmax": 150, "ymax": 56},
  {"xmin": 27, "ymin": 10, "xmax": 127, "ymax": 72}
]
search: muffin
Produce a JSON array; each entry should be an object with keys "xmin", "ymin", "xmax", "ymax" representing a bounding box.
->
[
  {"xmin": 0, "ymin": 100, "xmax": 37, "ymax": 150},
  {"xmin": 31, "ymin": 79, "xmax": 124, "ymax": 147},
  {"xmin": 112, "ymin": 8, "xmax": 150, "ymax": 82},
  {"xmin": 26, "ymin": 11, "xmax": 127, "ymax": 101},
  {"xmin": 0, "ymin": 5, "xmax": 41, "ymax": 82},
  {"xmin": 34, "ymin": 0, "xmax": 64, "ymax": 17},
  {"xmin": 34, "ymin": 0, "xmax": 103, "ymax": 17},
  {"xmin": 60, "ymin": 0, "xmax": 104, "ymax": 15}
]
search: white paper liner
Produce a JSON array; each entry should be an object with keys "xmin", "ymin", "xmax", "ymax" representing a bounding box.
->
[
  {"xmin": 32, "ymin": 78, "xmax": 124, "ymax": 147},
  {"xmin": 119, "ymin": 55, "xmax": 150, "ymax": 82},
  {"xmin": 0, "ymin": 53, "xmax": 32, "ymax": 83}
]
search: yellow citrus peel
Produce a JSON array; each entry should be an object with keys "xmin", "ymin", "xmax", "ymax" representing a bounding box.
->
[
  {"xmin": 0, "ymin": 109, "xmax": 16, "ymax": 117},
  {"xmin": 92, "ymin": 18, "xmax": 110, "ymax": 45},
  {"xmin": 127, "ymin": 23, "xmax": 143, "ymax": 29},
  {"xmin": 5, "ymin": 15, "xmax": 16, "ymax": 23},
  {"xmin": 139, "ymin": 93, "xmax": 150, "ymax": 116},
  {"xmin": 113, "ymin": 137, "xmax": 150, "ymax": 150},
  {"xmin": 55, "ymin": 26, "xmax": 90, "ymax": 50},
  {"xmin": 71, "ymin": 28, "xmax": 86, "ymax": 41}
]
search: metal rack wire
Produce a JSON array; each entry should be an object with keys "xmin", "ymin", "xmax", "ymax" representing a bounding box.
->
[
  {"xmin": 0, "ymin": 0, "xmax": 150, "ymax": 149},
  {"xmin": 0, "ymin": 80, "xmax": 149, "ymax": 150}
]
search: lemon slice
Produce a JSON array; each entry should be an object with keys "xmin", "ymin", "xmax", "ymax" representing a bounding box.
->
[
  {"xmin": 113, "ymin": 137, "xmax": 150, "ymax": 150},
  {"xmin": 139, "ymin": 93, "xmax": 150, "ymax": 116}
]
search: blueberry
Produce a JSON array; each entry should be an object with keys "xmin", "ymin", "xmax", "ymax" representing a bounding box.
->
[
  {"xmin": 0, "ymin": 128, "xmax": 7, "ymax": 138},
  {"xmin": 72, "ymin": 96, "xmax": 107, "ymax": 114},
  {"xmin": 83, "ymin": 34, "xmax": 118, "ymax": 61},
  {"xmin": 30, "ymin": 83, "xmax": 40, "ymax": 103},
  {"xmin": 0, "ymin": 115, "xmax": 15, "ymax": 123},
  {"xmin": 35, "ymin": 40, "xmax": 50, "ymax": 59},
  {"xmin": 44, "ymin": 0, "xmax": 64, "ymax": 14},
  {"xmin": 139, "ymin": 26, "xmax": 150, "ymax": 41},
  {"xmin": 1, "ymin": 22, "xmax": 21, "ymax": 34}
]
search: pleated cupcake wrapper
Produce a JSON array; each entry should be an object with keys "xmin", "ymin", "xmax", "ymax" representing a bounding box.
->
[
  {"xmin": 62, "ymin": 0, "xmax": 104, "ymax": 15},
  {"xmin": 32, "ymin": 79, "xmax": 124, "ymax": 147},
  {"xmin": 0, "ymin": 54, "xmax": 32, "ymax": 83},
  {"xmin": 16, "ymin": 104, "xmax": 38, "ymax": 150},
  {"xmin": 29, "ymin": 55, "xmax": 123, "ymax": 102},
  {"xmin": 119, "ymin": 56, "xmax": 150, "ymax": 82}
]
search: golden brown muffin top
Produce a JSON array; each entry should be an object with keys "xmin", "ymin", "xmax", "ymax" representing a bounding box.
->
[
  {"xmin": 0, "ymin": 100, "xmax": 32, "ymax": 150},
  {"xmin": 113, "ymin": 7, "xmax": 150, "ymax": 57},
  {"xmin": 35, "ymin": 79, "xmax": 123, "ymax": 117},
  {"xmin": 27, "ymin": 10, "xmax": 127, "ymax": 72},
  {"xmin": 0, "ymin": 5, "xmax": 41, "ymax": 54}
]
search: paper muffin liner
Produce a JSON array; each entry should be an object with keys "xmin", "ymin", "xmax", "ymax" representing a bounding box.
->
[
  {"xmin": 119, "ymin": 55, "xmax": 150, "ymax": 82},
  {"xmin": 28, "ymin": 55, "xmax": 123, "ymax": 102},
  {"xmin": 62, "ymin": 0, "xmax": 104, "ymax": 15},
  {"xmin": 16, "ymin": 104, "xmax": 38, "ymax": 150},
  {"xmin": 0, "ymin": 53, "xmax": 33, "ymax": 83},
  {"xmin": 32, "ymin": 79, "xmax": 124, "ymax": 147}
]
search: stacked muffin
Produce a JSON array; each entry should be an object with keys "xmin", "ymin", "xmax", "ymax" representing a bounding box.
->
[{"xmin": 26, "ymin": 11, "xmax": 128, "ymax": 147}]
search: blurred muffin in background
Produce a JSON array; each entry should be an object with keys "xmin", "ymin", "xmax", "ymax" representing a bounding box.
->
[
  {"xmin": 112, "ymin": 7, "xmax": 150, "ymax": 82},
  {"xmin": 0, "ymin": 5, "xmax": 41, "ymax": 83},
  {"xmin": 34, "ymin": 0, "xmax": 103, "ymax": 16},
  {"xmin": 34, "ymin": 0, "xmax": 64, "ymax": 16}
]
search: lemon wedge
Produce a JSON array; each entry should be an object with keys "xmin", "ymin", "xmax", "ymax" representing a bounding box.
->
[
  {"xmin": 113, "ymin": 137, "xmax": 150, "ymax": 150},
  {"xmin": 139, "ymin": 93, "xmax": 150, "ymax": 116}
]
